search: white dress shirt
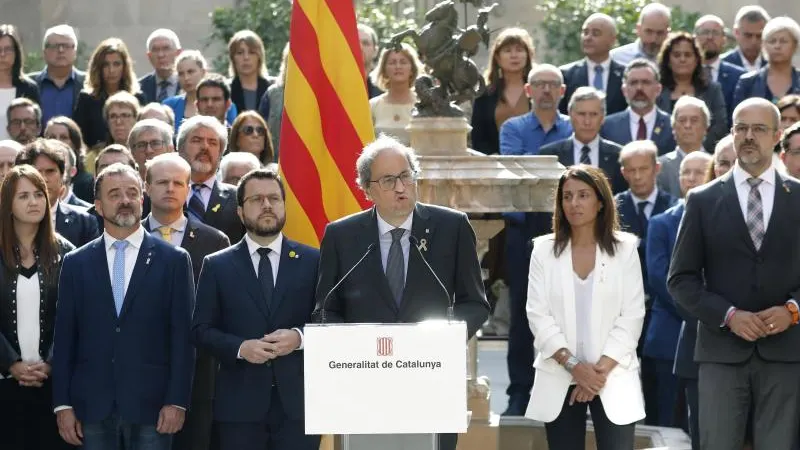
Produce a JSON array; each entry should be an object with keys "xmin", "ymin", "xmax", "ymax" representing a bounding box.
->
[
  {"xmin": 630, "ymin": 187, "xmax": 660, "ymax": 219},
  {"xmin": 732, "ymin": 163, "xmax": 775, "ymax": 231},
  {"xmin": 628, "ymin": 107, "xmax": 658, "ymax": 141},
  {"xmin": 573, "ymin": 271, "xmax": 594, "ymax": 364},
  {"xmin": 738, "ymin": 48, "xmax": 763, "ymax": 73},
  {"xmin": 706, "ymin": 59, "xmax": 721, "ymax": 83},
  {"xmin": 586, "ymin": 58, "xmax": 611, "ymax": 91},
  {"xmin": 186, "ymin": 176, "xmax": 216, "ymax": 210},
  {"xmin": 377, "ymin": 211, "xmax": 413, "ymax": 277},
  {"xmin": 104, "ymin": 227, "xmax": 145, "ymax": 297},
  {"xmin": 148, "ymin": 215, "xmax": 188, "ymax": 247},
  {"xmin": 17, "ymin": 271, "xmax": 41, "ymax": 363},
  {"xmin": 573, "ymin": 135, "xmax": 600, "ymax": 167}
]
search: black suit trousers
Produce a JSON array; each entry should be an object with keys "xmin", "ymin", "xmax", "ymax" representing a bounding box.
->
[
  {"xmin": 544, "ymin": 386, "xmax": 635, "ymax": 450},
  {"xmin": 0, "ymin": 378, "xmax": 75, "ymax": 450}
]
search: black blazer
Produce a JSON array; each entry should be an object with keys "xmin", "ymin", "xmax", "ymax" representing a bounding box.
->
[
  {"xmin": 11, "ymin": 75, "xmax": 40, "ymax": 104},
  {"xmin": 539, "ymin": 137, "xmax": 628, "ymax": 194},
  {"xmin": 668, "ymin": 171, "xmax": 800, "ymax": 364},
  {"xmin": 73, "ymin": 90, "xmax": 148, "ymax": 147},
  {"xmin": 733, "ymin": 66, "xmax": 800, "ymax": 107},
  {"xmin": 558, "ymin": 59, "xmax": 627, "ymax": 115},
  {"xmin": 313, "ymin": 203, "xmax": 491, "ymax": 339},
  {"xmin": 193, "ymin": 180, "xmax": 245, "ymax": 245},
  {"xmin": 230, "ymin": 76, "xmax": 272, "ymax": 114},
  {"xmin": 470, "ymin": 88, "xmax": 532, "ymax": 155},
  {"xmin": 142, "ymin": 214, "xmax": 231, "ymax": 283},
  {"xmin": 0, "ymin": 236, "xmax": 75, "ymax": 375},
  {"xmin": 138, "ymin": 72, "xmax": 182, "ymax": 105},
  {"xmin": 56, "ymin": 202, "xmax": 101, "ymax": 248}
]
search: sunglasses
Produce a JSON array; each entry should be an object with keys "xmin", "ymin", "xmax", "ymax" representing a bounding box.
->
[{"xmin": 242, "ymin": 125, "xmax": 266, "ymax": 136}]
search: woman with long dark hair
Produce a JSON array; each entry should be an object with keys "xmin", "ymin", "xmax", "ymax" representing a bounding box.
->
[
  {"xmin": 0, "ymin": 24, "xmax": 40, "ymax": 140},
  {"xmin": 525, "ymin": 165, "xmax": 645, "ymax": 450},
  {"xmin": 0, "ymin": 165, "xmax": 75, "ymax": 449}
]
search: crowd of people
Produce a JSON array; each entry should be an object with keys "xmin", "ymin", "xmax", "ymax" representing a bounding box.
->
[{"xmin": 0, "ymin": 1, "xmax": 798, "ymax": 450}]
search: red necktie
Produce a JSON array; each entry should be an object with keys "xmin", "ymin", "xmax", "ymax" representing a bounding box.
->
[{"xmin": 637, "ymin": 117, "xmax": 647, "ymax": 140}]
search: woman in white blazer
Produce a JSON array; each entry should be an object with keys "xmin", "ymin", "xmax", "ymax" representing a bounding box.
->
[{"xmin": 525, "ymin": 165, "xmax": 646, "ymax": 449}]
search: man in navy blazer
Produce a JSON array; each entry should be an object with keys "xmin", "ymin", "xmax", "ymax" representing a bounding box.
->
[
  {"xmin": 720, "ymin": 6, "xmax": 770, "ymax": 72},
  {"xmin": 193, "ymin": 167, "xmax": 320, "ymax": 450},
  {"xmin": 693, "ymin": 15, "xmax": 746, "ymax": 123},
  {"xmin": 600, "ymin": 59, "xmax": 676, "ymax": 156},
  {"xmin": 28, "ymin": 24, "xmax": 86, "ymax": 124},
  {"xmin": 138, "ymin": 29, "xmax": 182, "ymax": 104},
  {"xmin": 53, "ymin": 163, "xmax": 195, "ymax": 449}
]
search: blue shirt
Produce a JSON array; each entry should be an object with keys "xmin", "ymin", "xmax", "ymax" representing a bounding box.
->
[
  {"xmin": 499, "ymin": 111, "xmax": 573, "ymax": 156},
  {"xmin": 39, "ymin": 69, "xmax": 78, "ymax": 124}
]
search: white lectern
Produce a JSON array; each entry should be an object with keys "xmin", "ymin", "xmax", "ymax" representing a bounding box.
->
[{"xmin": 304, "ymin": 321, "xmax": 468, "ymax": 450}]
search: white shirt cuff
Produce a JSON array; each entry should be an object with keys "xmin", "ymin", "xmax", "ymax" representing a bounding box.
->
[
  {"xmin": 293, "ymin": 327, "xmax": 304, "ymax": 350},
  {"xmin": 54, "ymin": 405, "xmax": 72, "ymax": 413}
]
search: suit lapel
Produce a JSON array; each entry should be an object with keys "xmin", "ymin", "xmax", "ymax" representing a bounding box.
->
[
  {"xmin": 589, "ymin": 245, "xmax": 607, "ymax": 355},
  {"xmin": 598, "ymin": 141, "xmax": 615, "ymax": 174},
  {"xmin": 119, "ymin": 233, "xmax": 157, "ymax": 319},
  {"xmin": 607, "ymin": 62, "xmax": 624, "ymax": 107},
  {"xmin": 577, "ymin": 61, "xmax": 589, "ymax": 86},
  {"xmin": 179, "ymin": 216, "xmax": 200, "ymax": 254},
  {"xmin": 231, "ymin": 240, "xmax": 271, "ymax": 320},
  {"xmin": 361, "ymin": 208, "xmax": 399, "ymax": 313},
  {"xmin": 400, "ymin": 204, "xmax": 438, "ymax": 310},
  {"xmin": 558, "ymin": 242, "xmax": 578, "ymax": 349},
  {"xmin": 720, "ymin": 173, "xmax": 756, "ymax": 253},
  {"xmin": 92, "ymin": 239, "xmax": 117, "ymax": 318},
  {"xmin": 560, "ymin": 140, "xmax": 575, "ymax": 166},
  {"xmin": 761, "ymin": 173, "xmax": 790, "ymax": 252},
  {"xmin": 622, "ymin": 192, "xmax": 641, "ymax": 236},
  {"xmin": 203, "ymin": 181, "xmax": 228, "ymax": 221},
  {"xmin": 652, "ymin": 112, "xmax": 668, "ymax": 146},
  {"xmin": 270, "ymin": 239, "xmax": 296, "ymax": 316},
  {"xmin": 621, "ymin": 111, "xmax": 633, "ymax": 142}
]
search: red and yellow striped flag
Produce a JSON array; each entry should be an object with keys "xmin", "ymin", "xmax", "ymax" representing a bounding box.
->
[{"xmin": 278, "ymin": 0, "xmax": 374, "ymax": 247}]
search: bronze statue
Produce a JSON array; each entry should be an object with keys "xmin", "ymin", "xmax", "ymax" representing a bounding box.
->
[{"xmin": 389, "ymin": 0, "xmax": 498, "ymax": 118}]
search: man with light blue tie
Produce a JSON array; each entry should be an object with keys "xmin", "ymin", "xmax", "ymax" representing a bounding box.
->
[
  {"xmin": 558, "ymin": 13, "xmax": 628, "ymax": 116},
  {"xmin": 177, "ymin": 115, "xmax": 244, "ymax": 244},
  {"xmin": 53, "ymin": 163, "xmax": 195, "ymax": 450}
]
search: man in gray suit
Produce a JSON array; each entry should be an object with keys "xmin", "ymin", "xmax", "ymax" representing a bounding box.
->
[
  {"xmin": 668, "ymin": 98, "xmax": 800, "ymax": 450},
  {"xmin": 657, "ymin": 96, "xmax": 709, "ymax": 198},
  {"xmin": 143, "ymin": 152, "xmax": 230, "ymax": 450}
]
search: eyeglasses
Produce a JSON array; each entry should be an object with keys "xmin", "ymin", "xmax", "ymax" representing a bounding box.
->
[
  {"xmin": 108, "ymin": 112, "xmax": 134, "ymax": 122},
  {"xmin": 242, "ymin": 125, "xmax": 266, "ymax": 136},
  {"xmin": 529, "ymin": 80, "xmax": 561, "ymax": 90},
  {"xmin": 370, "ymin": 171, "xmax": 417, "ymax": 191},
  {"xmin": 45, "ymin": 43, "xmax": 75, "ymax": 51},
  {"xmin": 244, "ymin": 194, "xmax": 283, "ymax": 206},
  {"xmin": 733, "ymin": 123, "xmax": 773, "ymax": 136},
  {"xmin": 132, "ymin": 140, "xmax": 165, "ymax": 152},
  {"xmin": 695, "ymin": 29, "xmax": 724, "ymax": 38},
  {"xmin": 8, "ymin": 118, "xmax": 38, "ymax": 127},
  {"xmin": 0, "ymin": 46, "xmax": 15, "ymax": 56}
]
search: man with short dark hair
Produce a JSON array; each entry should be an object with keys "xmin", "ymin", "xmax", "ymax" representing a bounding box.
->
[
  {"xmin": 780, "ymin": 122, "xmax": 800, "ymax": 178},
  {"xmin": 196, "ymin": 75, "xmax": 233, "ymax": 125},
  {"xmin": 193, "ymin": 167, "xmax": 320, "ymax": 450},
  {"xmin": 693, "ymin": 15, "xmax": 745, "ymax": 123},
  {"xmin": 7, "ymin": 98, "xmax": 42, "ymax": 145},
  {"xmin": 721, "ymin": 6, "xmax": 770, "ymax": 71}
]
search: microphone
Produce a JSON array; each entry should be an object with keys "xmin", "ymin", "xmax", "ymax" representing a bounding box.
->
[
  {"xmin": 320, "ymin": 243, "xmax": 375, "ymax": 324},
  {"xmin": 410, "ymin": 235, "xmax": 455, "ymax": 322}
]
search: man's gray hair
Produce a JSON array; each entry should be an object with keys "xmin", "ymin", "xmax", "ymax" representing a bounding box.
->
[
  {"xmin": 527, "ymin": 63, "xmax": 564, "ymax": 85},
  {"xmin": 176, "ymin": 115, "xmax": 228, "ymax": 153},
  {"xmin": 356, "ymin": 134, "xmax": 420, "ymax": 192},
  {"xmin": 146, "ymin": 28, "xmax": 181, "ymax": 52},
  {"xmin": 94, "ymin": 162, "xmax": 142, "ymax": 199},
  {"xmin": 714, "ymin": 134, "xmax": 734, "ymax": 155},
  {"xmin": 680, "ymin": 150, "xmax": 713, "ymax": 171},
  {"xmin": 734, "ymin": 5, "xmax": 771, "ymax": 28},
  {"xmin": 733, "ymin": 97, "xmax": 781, "ymax": 129},
  {"xmin": 145, "ymin": 152, "xmax": 191, "ymax": 184},
  {"xmin": 0, "ymin": 139, "xmax": 24, "ymax": 153},
  {"xmin": 671, "ymin": 96, "xmax": 711, "ymax": 129},
  {"xmin": 584, "ymin": 13, "xmax": 618, "ymax": 35},
  {"xmin": 128, "ymin": 118, "xmax": 175, "ymax": 150},
  {"xmin": 220, "ymin": 152, "xmax": 261, "ymax": 181},
  {"xmin": 619, "ymin": 140, "xmax": 659, "ymax": 166},
  {"xmin": 623, "ymin": 58, "xmax": 661, "ymax": 82},
  {"xmin": 568, "ymin": 86, "xmax": 607, "ymax": 116},
  {"xmin": 43, "ymin": 24, "xmax": 78, "ymax": 50},
  {"xmin": 638, "ymin": 3, "xmax": 671, "ymax": 24}
]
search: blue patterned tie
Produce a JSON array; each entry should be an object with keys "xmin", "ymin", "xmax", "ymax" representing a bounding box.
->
[
  {"xmin": 593, "ymin": 65, "xmax": 604, "ymax": 91},
  {"xmin": 188, "ymin": 184, "xmax": 206, "ymax": 221},
  {"xmin": 112, "ymin": 240, "xmax": 129, "ymax": 315}
]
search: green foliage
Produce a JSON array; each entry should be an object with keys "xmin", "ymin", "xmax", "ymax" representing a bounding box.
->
[
  {"xmin": 536, "ymin": 0, "xmax": 701, "ymax": 66},
  {"xmin": 207, "ymin": 0, "xmax": 419, "ymax": 76}
]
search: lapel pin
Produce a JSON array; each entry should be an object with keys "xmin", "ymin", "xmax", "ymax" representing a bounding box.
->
[
  {"xmin": 784, "ymin": 181, "xmax": 791, "ymax": 194},
  {"xmin": 425, "ymin": 228, "xmax": 429, "ymax": 233},
  {"xmin": 211, "ymin": 204, "xmax": 221, "ymax": 213},
  {"xmin": 653, "ymin": 126, "xmax": 662, "ymax": 135},
  {"xmin": 64, "ymin": 218, "xmax": 70, "ymax": 224},
  {"xmin": 146, "ymin": 251, "xmax": 152, "ymax": 265},
  {"xmin": 417, "ymin": 238, "xmax": 429, "ymax": 252},
  {"xmin": 189, "ymin": 230, "xmax": 196, "ymax": 239},
  {"xmin": 288, "ymin": 250, "xmax": 299, "ymax": 259}
]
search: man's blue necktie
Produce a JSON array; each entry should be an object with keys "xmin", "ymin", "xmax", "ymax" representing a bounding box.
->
[
  {"xmin": 188, "ymin": 184, "xmax": 206, "ymax": 221},
  {"xmin": 112, "ymin": 240, "xmax": 129, "ymax": 316},
  {"xmin": 593, "ymin": 65, "xmax": 604, "ymax": 91}
]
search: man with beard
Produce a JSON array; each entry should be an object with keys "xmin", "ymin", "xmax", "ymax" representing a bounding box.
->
[
  {"xmin": 601, "ymin": 59, "xmax": 677, "ymax": 156},
  {"xmin": 192, "ymin": 166, "xmax": 320, "ymax": 450},
  {"xmin": 610, "ymin": 3, "xmax": 671, "ymax": 66},
  {"xmin": 693, "ymin": 15, "xmax": 746, "ymax": 124},
  {"xmin": 6, "ymin": 98, "xmax": 42, "ymax": 145},
  {"xmin": 53, "ymin": 163, "xmax": 195, "ymax": 450},
  {"xmin": 498, "ymin": 63, "xmax": 572, "ymax": 415},
  {"xmin": 142, "ymin": 153, "xmax": 229, "ymax": 450},
  {"xmin": 669, "ymin": 98, "xmax": 800, "ymax": 449},
  {"xmin": 177, "ymin": 115, "xmax": 244, "ymax": 243},
  {"xmin": 195, "ymin": 75, "xmax": 233, "ymax": 126}
]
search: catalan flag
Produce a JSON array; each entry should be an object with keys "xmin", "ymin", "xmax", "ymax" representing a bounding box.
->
[{"xmin": 278, "ymin": 0, "xmax": 374, "ymax": 247}]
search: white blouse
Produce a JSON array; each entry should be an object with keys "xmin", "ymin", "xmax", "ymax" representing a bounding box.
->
[
  {"xmin": 0, "ymin": 87, "xmax": 16, "ymax": 140},
  {"xmin": 16, "ymin": 272, "xmax": 41, "ymax": 363},
  {"xmin": 573, "ymin": 271, "xmax": 594, "ymax": 363}
]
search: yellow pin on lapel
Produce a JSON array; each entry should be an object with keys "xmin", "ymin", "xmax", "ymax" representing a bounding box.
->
[
  {"xmin": 211, "ymin": 204, "xmax": 221, "ymax": 212},
  {"xmin": 653, "ymin": 126, "xmax": 662, "ymax": 135},
  {"xmin": 289, "ymin": 250, "xmax": 298, "ymax": 259}
]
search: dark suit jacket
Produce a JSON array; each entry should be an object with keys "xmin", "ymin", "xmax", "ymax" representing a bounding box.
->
[
  {"xmin": 138, "ymin": 72, "xmax": 181, "ymax": 104},
  {"xmin": 142, "ymin": 214, "xmax": 231, "ymax": 283},
  {"xmin": 64, "ymin": 191, "xmax": 91, "ymax": 209},
  {"xmin": 600, "ymin": 108, "xmax": 677, "ymax": 156},
  {"xmin": 29, "ymin": 67, "xmax": 85, "ymax": 116},
  {"xmin": 716, "ymin": 62, "xmax": 746, "ymax": 124},
  {"xmin": 643, "ymin": 202, "xmax": 684, "ymax": 362},
  {"xmin": 733, "ymin": 66, "xmax": 800, "ymax": 107},
  {"xmin": 53, "ymin": 232, "xmax": 195, "ymax": 424},
  {"xmin": 312, "ymin": 203, "xmax": 490, "ymax": 339},
  {"xmin": 558, "ymin": 59, "xmax": 627, "ymax": 115},
  {"xmin": 230, "ymin": 76, "xmax": 272, "ymax": 114},
  {"xmin": 470, "ymin": 89, "xmax": 531, "ymax": 155},
  {"xmin": 11, "ymin": 75, "xmax": 40, "ymax": 104},
  {"xmin": 721, "ymin": 49, "xmax": 767, "ymax": 70},
  {"xmin": 192, "ymin": 237, "xmax": 318, "ymax": 422},
  {"xmin": 0, "ymin": 237, "xmax": 74, "ymax": 375},
  {"xmin": 73, "ymin": 90, "xmax": 148, "ymax": 147},
  {"xmin": 656, "ymin": 82, "xmax": 727, "ymax": 151},
  {"xmin": 192, "ymin": 180, "xmax": 245, "ymax": 245},
  {"xmin": 539, "ymin": 137, "xmax": 627, "ymax": 194},
  {"xmin": 56, "ymin": 202, "xmax": 101, "ymax": 248},
  {"xmin": 668, "ymin": 171, "xmax": 800, "ymax": 363}
]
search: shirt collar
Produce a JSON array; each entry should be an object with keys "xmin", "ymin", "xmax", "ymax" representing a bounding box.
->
[
  {"xmin": 629, "ymin": 106, "xmax": 657, "ymax": 124},
  {"xmin": 585, "ymin": 57, "xmax": 611, "ymax": 72},
  {"xmin": 245, "ymin": 232, "xmax": 284, "ymax": 258},
  {"xmin": 707, "ymin": 59, "xmax": 721, "ymax": 73},
  {"xmin": 51, "ymin": 201, "xmax": 59, "ymax": 223},
  {"xmin": 631, "ymin": 187, "xmax": 659, "ymax": 205},
  {"xmin": 43, "ymin": 67, "xmax": 76, "ymax": 82},
  {"xmin": 158, "ymin": 73, "xmax": 179, "ymax": 86},
  {"xmin": 738, "ymin": 48, "xmax": 763, "ymax": 68},
  {"xmin": 732, "ymin": 162, "xmax": 776, "ymax": 188},
  {"xmin": 148, "ymin": 214, "xmax": 188, "ymax": 233},
  {"xmin": 529, "ymin": 111, "xmax": 569, "ymax": 131},
  {"xmin": 194, "ymin": 176, "xmax": 216, "ymax": 191},
  {"xmin": 376, "ymin": 210, "xmax": 413, "ymax": 237},
  {"xmin": 572, "ymin": 134, "xmax": 600, "ymax": 151},
  {"xmin": 104, "ymin": 225, "xmax": 146, "ymax": 251}
]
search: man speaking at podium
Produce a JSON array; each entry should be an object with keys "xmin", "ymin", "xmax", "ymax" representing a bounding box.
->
[{"xmin": 313, "ymin": 135, "xmax": 490, "ymax": 450}]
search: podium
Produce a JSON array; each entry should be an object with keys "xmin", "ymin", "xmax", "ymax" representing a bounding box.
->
[{"xmin": 304, "ymin": 321, "xmax": 468, "ymax": 450}]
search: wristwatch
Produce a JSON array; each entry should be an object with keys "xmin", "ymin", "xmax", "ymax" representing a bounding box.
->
[
  {"xmin": 564, "ymin": 356, "xmax": 580, "ymax": 373},
  {"xmin": 786, "ymin": 301, "xmax": 799, "ymax": 325}
]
